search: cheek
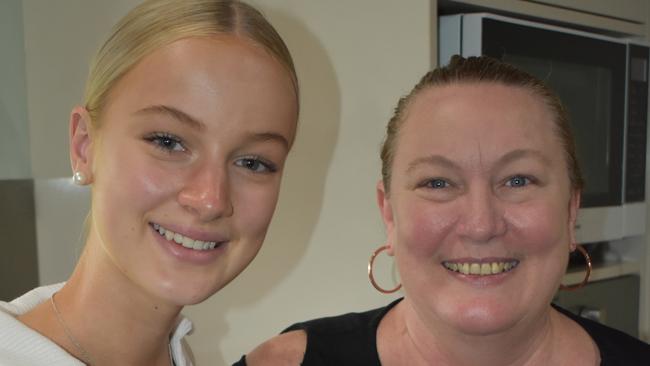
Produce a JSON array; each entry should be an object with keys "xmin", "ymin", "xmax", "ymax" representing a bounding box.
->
[
  {"xmin": 231, "ymin": 176, "xmax": 282, "ymax": 239},
  {"xmin": 93, "ymin": 147, "xmax": 182, "ymax": 231},
  {"xmin": 505, "ymin": 200, "xmax": 571, "ymax": 253},
  {"xmin": 394, "ymin": 198, "xmax": 457, "ymax": 257}
]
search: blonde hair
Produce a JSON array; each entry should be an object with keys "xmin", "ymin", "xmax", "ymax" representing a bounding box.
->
[
  {"xmin": 84, "ymin": 0, "xmax": 298, "ymax": 126},
  {"xmin": 380, "ymin": 55, "xmax": 583, "ymax": 193}
]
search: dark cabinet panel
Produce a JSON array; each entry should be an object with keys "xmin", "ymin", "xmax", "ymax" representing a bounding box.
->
[
  {"xmin": 0, "ymin": 179, "xmax": 38, "ymax": 301},
  {"xmin": 554, "ymin": 275, "xmax": 640, "ymax": 338}
]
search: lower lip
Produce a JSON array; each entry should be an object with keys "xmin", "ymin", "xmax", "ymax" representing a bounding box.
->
[
  {"xmin": 152, "ymin": 226, "xmax": 227, "ymax": 265},
  {"xmin": 444, "ymin": 267, "xmax": 515, "ymax": 286}
]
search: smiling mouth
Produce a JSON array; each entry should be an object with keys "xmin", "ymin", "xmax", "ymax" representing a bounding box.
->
[
  {"xmin": 442, "ymin": 260, "xmax": 519, "ymax": 276},
  {"xmin": 151, "ymin": 223, "xmax": 224, "ymax": 251}
]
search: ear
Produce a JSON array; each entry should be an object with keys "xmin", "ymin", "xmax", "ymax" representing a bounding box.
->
[
  {"xmin": 377, "ymin": 180, "xmax": 396, "ymax": 256},
  {"xmin": 69, "ymin": 106, "xmax": 95, "ymax": 184},
  {"xmin": 568, "ymin": 189, "xmax": 581, "ymax": 251}
]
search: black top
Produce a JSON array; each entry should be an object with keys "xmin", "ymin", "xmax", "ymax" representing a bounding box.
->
[{"xmin": 233, "ymin": 298, "xmax": 650, "ymax": 365}]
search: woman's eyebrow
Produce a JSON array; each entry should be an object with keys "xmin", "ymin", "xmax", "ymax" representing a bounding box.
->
[
  {"xmin": 406, "ymin": 149, "xmax": 551, "ymax": 173},
  {"xmin": 134, "ymin": 105, "xmax": 206, "ymax": 131},
  {"xmin": 244, "ymin": 132, "xmax": 290, "ymax": 151},
  {"xmin": 407, "ymin": 154, "xmax": 460, "ymax": 173},
  {"xmin": 497, "ymin": 149, "xmax": 551, "ymax": 167}
]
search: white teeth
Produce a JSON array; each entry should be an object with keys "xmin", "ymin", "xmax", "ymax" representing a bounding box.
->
[
  {"xmin": 182, "ymin": 236, "xmax": 193, "ymax": 248},
  {"xmin": 165, "ymin": 230, "xmax": 174, "ymax": 241},
  {"xmin": 443, "ymin": 260, "xmax": 519, "ymax": 276},
  {"xmin": 152, "ymin": 224, "xmax": 219, "ymax": 251},
  {"xmin": 193, "ymin": 240, "xmax": 204, "ymax": 250}
]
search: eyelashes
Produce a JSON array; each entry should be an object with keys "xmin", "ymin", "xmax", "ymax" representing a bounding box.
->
[
  {"xmin": 418, "ymin": 174, "xmax": 537, "ymax": 190},
  {"xmin": 504, "ymin": 175, "xmax": 534, "ymax": 188},
  {"xmin": 143, "ymin": 132, "xmax": 278, "ymax": 174},
  {"xmin": 234, "ymin": 156, "xmax": 277, "ymax": 174},
  {"xmin": 143, "ymin": 132, "xmax": 185, "ymax": 153},
  {"xmin": 421, "ymin": 178, "xmax": 451, "ymax": 189}
]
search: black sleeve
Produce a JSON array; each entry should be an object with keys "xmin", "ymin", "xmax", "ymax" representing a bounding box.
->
[
  {"xmin": 231, "ymin": 355, "xmax": 247, "ymax": 366},
  {"xmin": 553, "ymin": 304, "xmax": 650, "ymax": 365},
  {"xmin": 278, "ymin": 300, "xmax": 403, "ymax": 366}
]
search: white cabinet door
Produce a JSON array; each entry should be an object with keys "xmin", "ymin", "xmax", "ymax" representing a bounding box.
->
[
  {"xmin": 443, "ymin": 0, "xmax": 648, "ymax": 35},
  {"xmin": 528, "ymin": 0, "xmax": 647, "ymax": 24}
]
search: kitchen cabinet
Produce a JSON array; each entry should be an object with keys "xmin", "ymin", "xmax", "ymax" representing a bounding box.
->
[
  {"xmin": 530, "ymin": 0, "xmax": 647, "ymax": 24},
  {"xmin": 439, "ymin": 0, "xmax": 649, "ymax": 36},
  {"xmin": 0, "ymin": 180, "xmax": 38, "ymax": 301}
]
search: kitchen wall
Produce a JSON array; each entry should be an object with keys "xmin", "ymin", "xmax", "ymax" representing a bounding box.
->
[
  {"xmin": 0, "ymin": 0, "xmax": 30, "ymax": 180},
  {"xmin": 18, "ymin": 0, "xmax": 433, "ymax": 364},
  {"xmin": 0, "ymin": 0, "xmax": 39, "ymax": 301}
]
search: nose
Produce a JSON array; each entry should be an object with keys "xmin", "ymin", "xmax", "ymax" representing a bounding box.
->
[
  {"xmin": 456, "ymin": 185, "xmax": 506, "ymax": 243},
  {"xmin": 177, "ymin": 164, "xmax": 233, "ymax": 222}
]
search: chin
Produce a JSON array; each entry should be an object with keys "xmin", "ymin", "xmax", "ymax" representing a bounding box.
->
[
  {"xmin": 163, "ymin": 287, "xmax": 221, "ymax": 307},
  {"xmin": 440, "ymin": 299, "xmax": 520, "ymax": 336},
  {"xmin": 147, "ymin": 275, "xmax": 230, "ymax": 307}
]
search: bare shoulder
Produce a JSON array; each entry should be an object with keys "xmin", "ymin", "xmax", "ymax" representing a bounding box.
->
[{"xmin": 245, "ymin": 330, "xmax": 307, "ymax": 366}]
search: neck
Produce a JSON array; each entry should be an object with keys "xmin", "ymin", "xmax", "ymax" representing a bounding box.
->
[
  {"xmin": 56, "ymin": 240, "xmax": 182, "ymax": 365},
  {"xmin": 393, "ymin": 299, "xmax": 558, "ymax": 366}
]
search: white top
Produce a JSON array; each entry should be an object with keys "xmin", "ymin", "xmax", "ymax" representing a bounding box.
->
[{"xmin": 0, "ymin": 283, "xmax": 194, "ymax": 366}]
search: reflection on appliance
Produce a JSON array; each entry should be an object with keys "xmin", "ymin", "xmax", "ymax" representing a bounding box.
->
[{"xmin": 554, "ymin": 274, "xmax": 640, "ymax": 338}]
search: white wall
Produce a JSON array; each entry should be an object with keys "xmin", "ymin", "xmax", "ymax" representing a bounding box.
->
[
  {"xmin": 0, "ymin": 0, "xmax": 30, "ymax": 179},
  {"xmin": 22, "ymin": 1, "xmax": 432, "ymax": 364},
  {"xmin": 23, "ymin": 0, "xmax": 138, "ymax": 179}
]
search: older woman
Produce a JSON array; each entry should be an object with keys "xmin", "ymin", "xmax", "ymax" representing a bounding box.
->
[
  {"xmin": 0, "ymin": 0, "xmax": 298, "ymax": 365},
  {"xmin": 241, "ymin": 56, "xmax": 650, "ymax": 365}
]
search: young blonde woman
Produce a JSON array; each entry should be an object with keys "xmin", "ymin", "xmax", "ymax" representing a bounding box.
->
[{"xmin": 0, "ymin": 1, "xmax": 298, "ymax": 365}]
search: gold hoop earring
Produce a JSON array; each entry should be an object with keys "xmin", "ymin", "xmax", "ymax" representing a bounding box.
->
[
  {"xmin": 560, "ymin": 244, "xmax": 592, "ymax": 291},
  {"xmin": 368, "ymin": 245, "xmax": 401, "ymax": 294}
]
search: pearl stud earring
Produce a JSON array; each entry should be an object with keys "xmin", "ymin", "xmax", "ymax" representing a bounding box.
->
[{"xmin": 72, "ymin": 171, "xmax": 87, "ymax": 185}]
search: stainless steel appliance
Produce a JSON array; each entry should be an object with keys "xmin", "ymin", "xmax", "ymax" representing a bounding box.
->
[{"xmin": 439, "ymin": 13, "xmax": 649, "ymax": 244}]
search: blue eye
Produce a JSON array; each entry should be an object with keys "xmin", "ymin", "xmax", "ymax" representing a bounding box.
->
[
  {"xmin": 506, "ymin": 175, "xmax": 530, "ymax": 187},
  {"xmin": 235, "ymin": 157, "xmax": 277, "ymax": 173},
  {"xmin": 145, "ymin": 132, "xmax": 185, "ymax": 152},
  {"xmin": 426, "ymin": 179, "xmax": 449, "ymax": 189}
]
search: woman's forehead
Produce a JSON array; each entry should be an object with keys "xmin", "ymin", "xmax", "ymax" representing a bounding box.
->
[{"xmin": 394, "ymin": 82, "xmax": 564, "ymax": 167}]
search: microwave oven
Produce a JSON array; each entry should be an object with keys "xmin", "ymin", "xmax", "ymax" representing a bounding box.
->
[{"xmin": 439, "ymin": 13, "xmax": 649, "ymax": 243}]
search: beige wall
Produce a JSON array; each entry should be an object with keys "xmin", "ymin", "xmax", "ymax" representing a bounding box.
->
[
  {"xmin": 23, "ymin": 0, "xmax": 432, "ymax": 364},
  {"xmin": 0, "ymin": 0, "xmax": 30, "ymax": 179},
  {"xmin": 23, "ymin": 0, "xmax": 137, "ymax": 179}
]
